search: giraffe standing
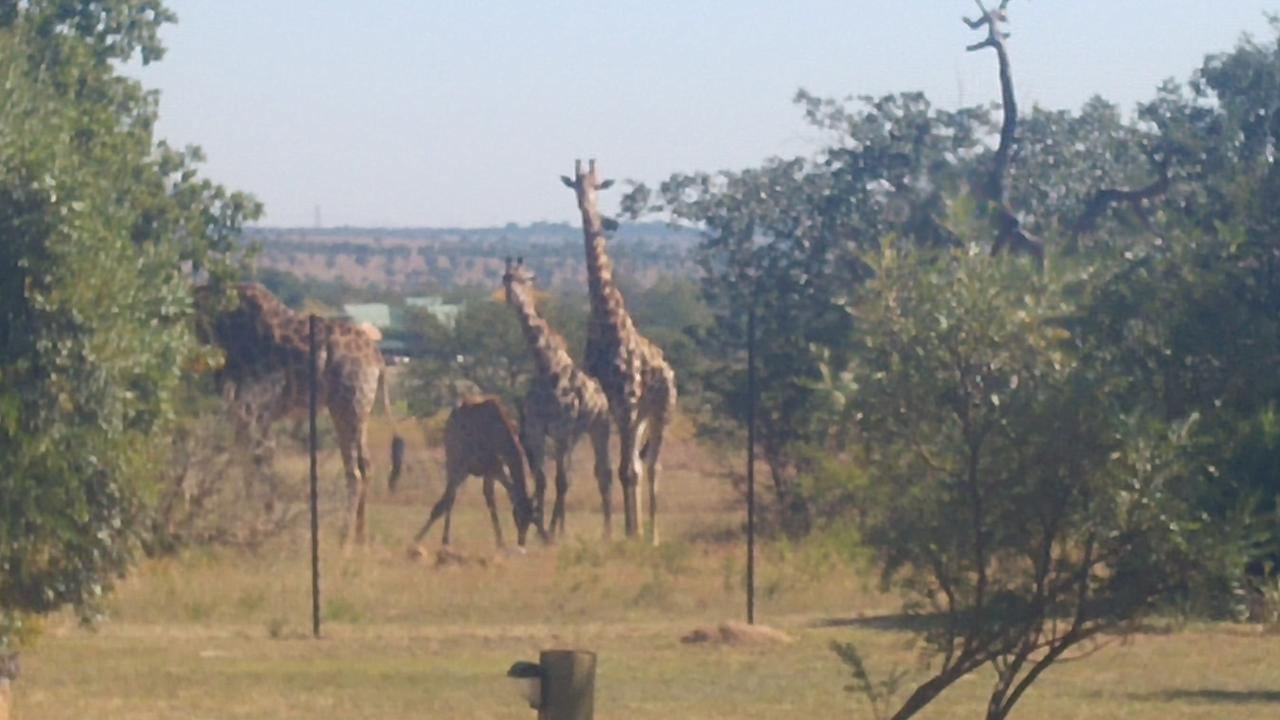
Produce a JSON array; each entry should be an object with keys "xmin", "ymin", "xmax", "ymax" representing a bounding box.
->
[
  {"xmin": 563, "ymin": 159, "xmax": 677, "ymax": 545},
  {"xmin": 196, "ymin": 282, "xmax": 388, "ymax": 546},
  {"xmin": 502, "ymin": 256, "xmax": 614, "ymax": 539}
]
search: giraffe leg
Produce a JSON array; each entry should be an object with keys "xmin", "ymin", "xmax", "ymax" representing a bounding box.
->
[
  {"xmin": 414, "ymin": 467, "xmax": 463, "ymax": 546},
  {"xmin": 355, "ymin": 431, "xmax": 371, "ymax": 545},
  {"xmin": 615, "ymin": 411, "xmax": 641, "ymax": 539},
  {"xmin": 251, "ymin": 395, "xmax": 289, "ymax": 518},
  {"xmin": 333, "ymin": 419, "xmax": 364, "ymax": 548},
  {"xmin": 589, "ymin": 417, "xmax": 613, "ymax": 540},
  {"xmin": 552, "ymin": 445, "xmax": 570, "ymax": 539},
  {"xmin": 522, "ymin": 420, "xmax": 550, "ymax": 537},
  {"xmin": 491, "ymin": 469, "xmax": 536, "ymax": 547},
  {"xmin": 641, "ymin": 416, "xmax": 668, "ymax": 547},
  {"xmin": 483, "ymin": 473, "xmax": 506, "ymax": 548}
]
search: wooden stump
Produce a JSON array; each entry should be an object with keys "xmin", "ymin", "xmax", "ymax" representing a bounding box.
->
[{"xmin": 538, "ymin": 650, "xmax": 596, "ymax": 720}]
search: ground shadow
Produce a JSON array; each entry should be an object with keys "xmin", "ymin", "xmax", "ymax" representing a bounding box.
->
[
  {"xmin": 809, "ymin": 612, "xmax": 947, "ymax": 633},
  {"xmin": 1134, "ymin": 689, "xmax": 1280, "ymax": 705}
]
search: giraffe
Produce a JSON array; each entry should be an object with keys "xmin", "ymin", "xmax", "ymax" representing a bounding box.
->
[
  {"xmin": 194, "ymin": 282, "xmax": 389, "ymax": 546},
  {"xmin": 501, "ymin": 256, "xmax": 614, "ymax": 539},
  {"xmin": 411, "ymin": 396, "xmax": 543, "ymax": 548},
  {"xmin": 562, "ymin": 159, "xmax": 677, "ymax": 545}
]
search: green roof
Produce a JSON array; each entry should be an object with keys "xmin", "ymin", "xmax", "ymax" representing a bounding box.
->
[{"xmin": 341, "ymin": 303, "xmax": 393, "ymax": 329}]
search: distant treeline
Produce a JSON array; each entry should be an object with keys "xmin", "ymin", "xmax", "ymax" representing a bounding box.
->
[{"xmin": 243, "ymin": 221, "xmax": 699, "ymax": 292}]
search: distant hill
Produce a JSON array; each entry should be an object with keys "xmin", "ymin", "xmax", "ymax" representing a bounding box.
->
[{"xmin": 244, "ymin": 221, "xmax": 700, "ymax": 292}]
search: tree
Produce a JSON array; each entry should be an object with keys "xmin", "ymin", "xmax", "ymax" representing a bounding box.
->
[
  {"xmin": 0, "ymin": 0, "xmax": 259, "ymax": 684},
  {"xmin": 822, "ymin": 245, "xmax": 1232, "ymax": 720},
  {"xmin": 403, "ymin": 293, "xmax": 530, "ymax": 418},
  {"xmin": 623, "ymin": 90, "xmax": 995, "ymax": 533}
]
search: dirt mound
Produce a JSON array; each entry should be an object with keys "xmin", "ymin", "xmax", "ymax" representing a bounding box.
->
[
  {"xmin": 405, "ymin": 545, "xmax": 488, "ymax": 567},
  {"xmin": 681, "ymin": 622, "xmax": 794, "ymax": 646},
  {"xmin": 406, "ymin": 545, "xmax": 527, "ymax": 568}
]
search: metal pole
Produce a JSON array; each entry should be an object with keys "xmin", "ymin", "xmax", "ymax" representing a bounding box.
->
[
  {"xmin": 308, "ymin": 314, "xmax": 321, "ymax": 639},
  {"xmin": 746, "ymin": 290, "xmax": 757, "ymax": 625}
]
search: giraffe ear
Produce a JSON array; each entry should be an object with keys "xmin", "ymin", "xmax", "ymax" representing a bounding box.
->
[
  {"xmin": 560, "ymin": 175, "xmax": 575, "ymax": 189},
  {"xmin": 596, "ymin": 179, "xmax": 615, "ymax": 191}
]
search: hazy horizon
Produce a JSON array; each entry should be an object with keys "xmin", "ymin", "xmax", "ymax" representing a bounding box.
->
[{"xmin": 130, "ymin": 1, "xmax": 1278, "ymax": 228}]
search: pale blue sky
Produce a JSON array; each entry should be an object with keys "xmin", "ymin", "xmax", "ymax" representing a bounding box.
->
[{"xmin": 130, "ymin": 1, "xmax": 1278, "ymax": 228}]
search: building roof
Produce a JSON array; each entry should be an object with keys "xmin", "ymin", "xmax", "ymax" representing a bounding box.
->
[{"xmin": 341, "ymin": 303, "xmax": 393, "ymax": 329}]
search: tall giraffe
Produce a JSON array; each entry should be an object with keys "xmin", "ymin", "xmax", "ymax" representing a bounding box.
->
[
  {"xmin": 502, "ymin": 256, "xmax": 613, "ymax": 539},
  {"xmin": 563, "ymin": 159, "xmax": 677, "ymax": 545},
  {"xmin": 195, "ymin": 282, "xmax": 388, "ymax": 546}
]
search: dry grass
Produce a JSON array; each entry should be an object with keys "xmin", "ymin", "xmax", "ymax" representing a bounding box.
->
[{"xmin": 15, "ymin": 416, "xmax": 1280, "ymax": 718}]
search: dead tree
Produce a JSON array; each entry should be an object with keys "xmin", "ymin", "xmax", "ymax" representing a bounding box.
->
[{"xmin": 965, "ymin": 0, "xmax": 1044, "ymax": 263}]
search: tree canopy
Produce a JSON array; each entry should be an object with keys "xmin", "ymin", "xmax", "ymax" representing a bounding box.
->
[{"xmin": 0, "ymin": 0, "xmax": 259, "ymax": 653}]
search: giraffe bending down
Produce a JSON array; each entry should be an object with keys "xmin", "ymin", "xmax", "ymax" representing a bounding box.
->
[
  {"xmin": 195, "ymin": 282, "xmax": 390, "ymax": 546},
  {"xmin": 502, "ymin": 257, "xmax": 613, "ymax": 540},
  {"xmin": 562, "ymin": 159, "xmax": 677, "ymax": 545},
  {"xmin": 411, "ymin": 396, "xmax": 545, "ymax": 548}
]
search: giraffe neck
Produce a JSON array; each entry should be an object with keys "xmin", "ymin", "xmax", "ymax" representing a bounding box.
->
[
  {"xmin": 506, "ymin": 287, "xmax": 575, "ymax": 380},
  {"xmin": 580, "ymin": 206, "xmax": 635, "ymax": 339}
]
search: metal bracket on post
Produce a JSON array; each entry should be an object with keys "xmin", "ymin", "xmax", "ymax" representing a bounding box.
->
[{"xmin": 509, "ymin": 650, "xmax": 596, "ymax": 719}]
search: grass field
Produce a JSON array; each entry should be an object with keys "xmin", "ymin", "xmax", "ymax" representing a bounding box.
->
[{"xmin": 15, "ymin": 418, "xmax": 1280, "ymax": 719}]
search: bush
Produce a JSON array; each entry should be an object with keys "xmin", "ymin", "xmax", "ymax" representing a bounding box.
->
[{"xmin": 820, "ymin": 245, "xmax": 1237, "ymax": 719}]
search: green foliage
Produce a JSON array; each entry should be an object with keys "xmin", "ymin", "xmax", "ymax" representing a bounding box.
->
[
  {"xmin": 831, "ymin": 641, "xmax": 909, "ymax": 720},
  {"xmin": 403, "ymin": 295, "xmax": 529, "ymax": 416},
  {"xmin": 823, "ymin": 245, "xmax": 1233, "ymax": 719},
  {"xmin": 0, "ymin": 1, "xmax": 259, "ymax": 652}
]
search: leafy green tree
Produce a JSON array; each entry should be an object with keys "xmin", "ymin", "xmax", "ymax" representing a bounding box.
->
[
  {"xmin": 624, "ymin": 91, "xmax": 994, "ymax": 532},
  {"xmin": 823, "ymin": 245, "xmax": 1234, "ymax": 720},
  {"xmin": 0, "ymin": 0, "xmax": 258, "ymax": 672},
  {"xmin": 403, "ymin": 294, "xmax": 530, "ymax": 418}
]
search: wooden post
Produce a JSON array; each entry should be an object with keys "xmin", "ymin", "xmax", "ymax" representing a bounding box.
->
[
  {"xmin": 308, "ymin": 314, "xmax": 321, "ymax": 639},
  {"xmin": 538, "ymin": 650, "xmax": 596, "ymax": 720}
]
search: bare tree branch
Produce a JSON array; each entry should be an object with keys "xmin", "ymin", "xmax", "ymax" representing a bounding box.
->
[
  {"xmin": 1070, "ymin": 158, "xmax": 1172, "ymax": 241},
  {"xmin": 964, "ymin": 0, "xmax": 1045, "ymax": 263}
]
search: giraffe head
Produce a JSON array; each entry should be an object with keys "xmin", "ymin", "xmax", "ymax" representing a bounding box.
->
[
  {"xmin": 501, "ymin": 256, "xmax": 536, "ymax": 305},
  {"xmin": 561, "ymin": 158, "xmax": 615, "ymax": 215}
]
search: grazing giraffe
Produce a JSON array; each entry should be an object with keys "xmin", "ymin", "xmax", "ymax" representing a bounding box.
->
[
  {"xmin": 411, "ymin": 396, "xmax": 543, "ymax": 548},
  {"xmin": 195, "ymin": 282, "xmax": 389, "ymax": 546},
  {"xmin": 502, "ymin": 256, "xmax": 613, "ymax": 539},
  {"xmin": 562, "ymin": 159, "xmax": 677, "ymax": 545}
]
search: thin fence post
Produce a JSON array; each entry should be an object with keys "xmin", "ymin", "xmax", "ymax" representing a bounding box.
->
[
  {"xmin": 746, "ymin": 287, "xmax": 757, "ymax": 626},
  {"xmin": 308, "ymin": 314, "xmax": 321, "ymax": 639}
]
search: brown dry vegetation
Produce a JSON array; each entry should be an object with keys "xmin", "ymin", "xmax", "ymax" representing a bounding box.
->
[{"xmin": 15, "ymin": 416, "xmax": 1280, "ymax": 719}]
